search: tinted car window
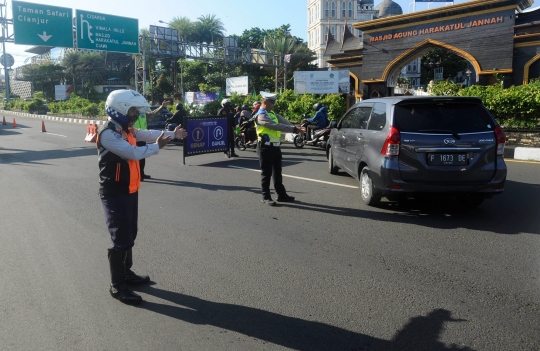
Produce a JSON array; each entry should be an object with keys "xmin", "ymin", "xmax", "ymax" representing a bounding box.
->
[
  {"xmin": 367, "ymin": 103, "xmax": 386, "ymax": 131},
  {"xmin": 393, "ymin": 102, "xmax": 494, "ymax": 133},
  {"xmin": 340, "ymin": 108, "xmax": 357, "ymax": 128},
  {"xmin": 354, "ymin": 107, "xmax": 372, "ymax": 129}
]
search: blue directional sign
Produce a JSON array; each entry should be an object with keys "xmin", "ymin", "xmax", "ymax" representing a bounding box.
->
[
  {"xmin": 12, "ymin": 1, "xmax": 73, "ymax": 47},
  {"xmin": 76, "ymin": 10, "xmax": 139, "ymax": 54},
  {"xmin": 184, "ymin": 116, "xmax": 229, "ymax": 156}
]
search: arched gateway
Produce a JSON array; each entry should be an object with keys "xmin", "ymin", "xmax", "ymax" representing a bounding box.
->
[{"xmin": 325, "ymin": 0, "xmax": 539, "ymax": 99}]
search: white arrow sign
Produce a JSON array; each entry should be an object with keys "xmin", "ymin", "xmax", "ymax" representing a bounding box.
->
[{"xmin": 37, "ymin": 32, "xmax": 52, "ymax": 42}]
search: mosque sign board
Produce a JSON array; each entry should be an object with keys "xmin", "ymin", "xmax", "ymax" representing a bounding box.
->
[
  {"xmin": 294, "ymin": 71, "xmax": 350, "ymax": 94},
  {"xmin": 226, "ymin": 76, "xmax": 249, "ymax": 96}
]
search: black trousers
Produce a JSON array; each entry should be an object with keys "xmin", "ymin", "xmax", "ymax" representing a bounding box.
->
[
  {"xmin": 100, "ymin": 192, "xmax": 138, "ymax": 250},
  {"xmin": 257, "ymin": 143, "xmax": 286, "ymax": 199}
]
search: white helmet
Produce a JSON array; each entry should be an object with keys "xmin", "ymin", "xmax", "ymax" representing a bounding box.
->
[
  {"xmin": 105, "ymin": 89, "xmax": 151, "ymax": 116},
  {"xmin": 221, "ymin": 98, "xmax": 231, "ymax": 107}
]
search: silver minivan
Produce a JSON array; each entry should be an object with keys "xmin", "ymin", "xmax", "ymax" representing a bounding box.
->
[{"xmin": 327, "ymin": 96, "xmax": 507, "ymax": 207}]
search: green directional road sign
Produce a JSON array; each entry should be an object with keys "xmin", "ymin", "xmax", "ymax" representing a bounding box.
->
[
  {"xmin": 12, "ymin": 1, "xmax": 73, "ymax": 47},
  {"xmin": 76, "ymin": 10, "xmax": 139, "ymax": 54}
]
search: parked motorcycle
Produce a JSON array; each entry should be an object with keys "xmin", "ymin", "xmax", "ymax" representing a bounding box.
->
[{"xmin": 293, "ymin": 118, "xmax": 333, "ymax": 149}]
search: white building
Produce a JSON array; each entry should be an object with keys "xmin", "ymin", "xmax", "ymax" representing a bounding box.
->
[{"xmin": 308, "ymin": 0, "xmax": 421, "ymax": 87}]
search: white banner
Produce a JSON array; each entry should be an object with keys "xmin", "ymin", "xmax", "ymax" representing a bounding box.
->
[
  {"xmin": 226, "ymin": 76, "xmax": 249, "ymax": 96},
  {"xmin": 55, "ymin": 85, "xmax": 72, "ymax": 100},
  {"xmin": 293, "ymin": 70, "xmax": 350, "ymax": 94}
]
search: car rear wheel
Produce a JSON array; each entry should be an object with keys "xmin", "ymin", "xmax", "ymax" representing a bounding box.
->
[
  {"xmin": 456, "ymin": 194, "xmax": 485, "ymax": 207},
  {"xmin": 360, "ymin": 167, "xmax": 380, "ymax": 206},
  {"xmin": 328, "ymin": 148, "xmax": 339, "ymax": 175}
]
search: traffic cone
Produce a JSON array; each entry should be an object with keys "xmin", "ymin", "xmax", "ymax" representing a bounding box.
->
[
  {"xmin": 13, "ymin": 118, "xmax": 16, "ymax": 128},
  {"xmin": 41, "ymin": 120, "xmax": 46, "ymax": 133},
  {"xmin": 2, "ymin": 116, "xmax": 5, "ymax": 125}
]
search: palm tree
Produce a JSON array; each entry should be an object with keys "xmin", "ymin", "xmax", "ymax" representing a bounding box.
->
[
  {"xmin": 62, "ymin": 50, "xmax": 81, "ymax": 86},
  {"xmin": 194, "ymin": 14, "xmax": 225, "ymax": 44},
  {"xmin": 169, "ymin": 16, "xmax": 195, "ymax": 42},
  {"xmin": 264, "ymin": 35, "xmax": 317, "ymax": 91},
  {"xmin": 264, "ymin": 36, "xmax": 298, "ymax": 56}
]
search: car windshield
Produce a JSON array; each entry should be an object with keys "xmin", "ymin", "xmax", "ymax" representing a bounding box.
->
[{"xmin": 393, "ymin": 102, "xmax": 494, "ymax": 133}]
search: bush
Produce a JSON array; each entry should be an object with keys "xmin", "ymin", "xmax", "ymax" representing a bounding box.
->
[
  {"xmin": 42, "ymin": 94, "xmax": 107, "ymax": 117},
  {"xmin": 429, "ymin": 78, "xmax": 540, "ymax": 129},
  {"xmin": 82, "ymin": 103, "xmax": 100, "ymax": 116}
]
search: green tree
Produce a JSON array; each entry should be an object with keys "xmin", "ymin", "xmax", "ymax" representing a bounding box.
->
[
  {"xmin": 193, "ymin": 14, "xmax": 225, "ymax": 44},
  {"xmin": 19, "ymin": 61, "xmax": 65, "ymax": 100},
  {"xmin": 169, "ymin": 16, "xmax": 195, "ymax": 41},
  {"xmin": 421, "ymin": 48, "xmax": 468, "ymax": 84},
  {"xmin": 62, "ymin": 51, "xmax": 82, "ymax": 86}
]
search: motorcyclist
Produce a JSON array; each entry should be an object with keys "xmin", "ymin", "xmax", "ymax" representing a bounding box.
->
[
  {"xmin": 303, "ymin": 103, "xmax": 329, "ymax": 140},
  {"xmin": 238, "ymin": 104, "xmax": 256, "ymax": 145},
  {"xmin": 252, "ymin": 101, "xmax": 261, "ymax": 117},
  {"xmin": 166, "ymin": 102, "xmax": 186, "ymax": 131}
]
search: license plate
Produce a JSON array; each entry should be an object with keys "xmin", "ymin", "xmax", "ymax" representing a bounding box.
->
[{"xmin": 427, "ymin": 153, "xmax": 468, "ymax": 166}]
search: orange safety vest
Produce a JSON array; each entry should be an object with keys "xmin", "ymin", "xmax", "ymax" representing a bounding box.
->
[{"xmin": 96, "ymin": 121, "xmax": 141, "ymax": 195}]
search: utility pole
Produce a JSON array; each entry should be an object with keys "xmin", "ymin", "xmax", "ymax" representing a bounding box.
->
[{"xmin": 0, "ymin": 0, "xmax": 13, "ymax": 102}]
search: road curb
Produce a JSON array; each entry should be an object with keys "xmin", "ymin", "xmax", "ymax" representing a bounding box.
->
[
  {"xmin": 1, "ymin": 110, "xmax": 106, "ymax": 126},
  {"xmin": 504, "ymin": 146, "xmax": 540, "ymax": 161}
]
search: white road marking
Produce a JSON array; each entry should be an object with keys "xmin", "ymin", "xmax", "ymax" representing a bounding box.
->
[
  {"xmin": 44, "ymin": 132, "xmax": 67, "ymax": 137},
  {"xmin": 228, "ymin": 165, "xmax": 359, "ymax": 188}
]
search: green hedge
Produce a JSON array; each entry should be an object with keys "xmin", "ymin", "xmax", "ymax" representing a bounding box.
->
[
  {"xmin": 47, "ymin": 94, "xmax": 103, "ymax": 117},
  {"xmin": 429, "ymin": 78, "xmax": 540, "ymax": 129}
]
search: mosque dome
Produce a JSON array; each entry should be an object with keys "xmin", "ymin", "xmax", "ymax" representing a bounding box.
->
[{"xmin": 375, "ymin": 0, "xmax": 403, "ymax": 18}]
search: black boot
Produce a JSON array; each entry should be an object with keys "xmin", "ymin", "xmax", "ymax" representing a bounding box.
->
[
  {"xmin": 125, "ymin": 248, "xmax": 150, "ymax": 285},
  {"xmin": 108, "ymin": 248, "xmax": 142, "ymax": 305}
]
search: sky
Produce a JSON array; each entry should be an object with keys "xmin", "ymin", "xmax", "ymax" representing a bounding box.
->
[{"xmin": 2, "ymin": 0, "xmax": 538, "ymax": 68}]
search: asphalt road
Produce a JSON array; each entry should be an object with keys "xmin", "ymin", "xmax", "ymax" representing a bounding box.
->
[{"xmin": 0, "ymin": 115, "xmax": 539, "ymax": 351}]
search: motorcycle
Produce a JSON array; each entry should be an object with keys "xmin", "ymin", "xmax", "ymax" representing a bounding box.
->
[
  {"xmin": 293, "ymin": 118, "xmax": 333, "ymax": 149},
  {"xmin": 235, "ymin": 122, "xmax": 257, "ymax": 151}
]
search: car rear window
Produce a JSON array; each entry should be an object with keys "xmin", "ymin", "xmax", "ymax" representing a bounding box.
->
[{"xmin": 393, "ymin": 102, "xmax": 495, "ymax": 133}]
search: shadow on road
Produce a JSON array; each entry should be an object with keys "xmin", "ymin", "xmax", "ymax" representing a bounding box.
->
[
  {"xmin": 266, "ymin": 179, "xmax": 540, "ymax": 236},
  {"xmin": 133, "ymin": 286, "xmax": 473, "ymax": 351},
  {"xmin": 0, "ymin": 146, "xmax": 96, "ymax": 164}
]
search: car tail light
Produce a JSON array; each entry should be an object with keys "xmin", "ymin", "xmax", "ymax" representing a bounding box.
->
[
  {"xmin": 387, "ymin": 185, "xmax": 402, "ymax": 189},
  {"xmin": 494, "ymin": 126, "xmax": 506, "ymax": 156},
  {"xmin": 381, "ymin": 126, "xmax": 400, "ymax": 156}
]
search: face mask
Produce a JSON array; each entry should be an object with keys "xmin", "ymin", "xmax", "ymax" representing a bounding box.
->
[{"xmin": 129, "ymin": 114, "xmax": 139, "ymax": 125}]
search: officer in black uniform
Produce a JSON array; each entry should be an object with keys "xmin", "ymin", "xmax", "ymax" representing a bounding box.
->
[
  {"xmin": 217, "ymin": 98, "xmax": 238, "ymax": 157},
  {"xmin": 254, "ymin": 92, "xmax": 306, "ymax": 206}
]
